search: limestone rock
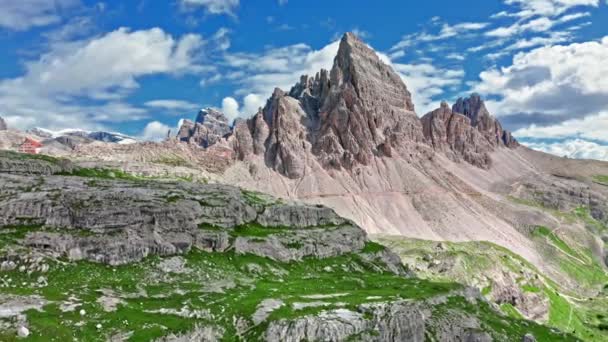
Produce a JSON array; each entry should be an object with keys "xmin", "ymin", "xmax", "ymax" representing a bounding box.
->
[
  {"xmin": 421, "ymin": 101, "xmax": 493, "ymax": 169},
  {"xmin": 0, "ymin": 153, "xmax": 374, "ymax": 265},
  {"xmin": 264, "ymin": 300, "xmax": 490, "ymax": 342},
  {"xmin": 452, "ymin": 94, "xmax": 518, "ymax": 148},
  {"xmin": 233, "ymin": 32, "xmax": 427, "ymax": 178},
  {"xmin": 177, "ymin": 108, "xmax": 231, "ymax": 147},
  {"xmin": 313, "ymin": 32, "xmax": 425, "ymax": 170}
]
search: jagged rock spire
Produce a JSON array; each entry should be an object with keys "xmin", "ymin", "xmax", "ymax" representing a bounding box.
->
[
  {"xmin": 313, "ymin": 32, "xmax": 424, "ymax": 169},
  {"xmin": 452, "ymin": 94, "xmax": 518, "ymax": 148},
  {"xmin": 177, "ymin": 108, "xmax": 231, "ymax": 148}
]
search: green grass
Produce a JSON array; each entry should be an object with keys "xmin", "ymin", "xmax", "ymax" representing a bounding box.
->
[
  {"xmin": 231, "ymin": 222, "xmax": 291, "ymax": 237},
  {"xmin": 0, "ymin": 150, "xmax": 62, "ymax": 164},
  {"xmin": 433, "ymin": 297, "xmax": 577, "ymax": 341},
  {"xmin": 152, "ymin": 156, "xmax": 192, "ymax": 168},
  {"xmin": 361, "ymin": 241, "xmax": 386, "ymax": 253},
  {"xmin": 593, "ymin": 175, "xmax": 608, "ymax": 185},
  {"xmin": 0, "ymin": 247, "xmax": 466, "ymax": 341},
  {"xmin": 532, "ymin": 226, "xmax": 585, "ymax": 260},
  {"xmin": 500, "ymin": 303, "xmax": 524, "ymax": 319},
  {"xmin": 62, "ymin": 168, "xmax": 143, "ymax": 181},
  {"xmin": 0, "ymin": 225, "xmax": 576, "ymax": 342},
  {"xmin": 373, "ymin": 235, "xmax": 608, "ymax": 341}
]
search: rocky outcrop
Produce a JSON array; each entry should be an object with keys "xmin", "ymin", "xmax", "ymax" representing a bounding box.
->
[
  {"xmin": 311, "ymin": 32, "xmax": 424, "ymax": 170},
  {"xmin": 229, "ymin": 32, "xmax": 427, "ymax": 178},
  {"xmin": 177, "ymin": 108, "xmax": 232, "ymax": 147},
  {"xmin": 0, "ymin": 153, "xmax": 372, "ymax": 265},
  {"xmin": 264, "ymin": 302, "xmax": 426, "ymax": 342},
  {"xmin": 421, "ymin": 102, "xmax": 493, "ymax": 168},
  {"xmin": 0, "ymin": 151, "xmax": 74, "ymax": 175},
  {"xmin": 264, "ymin": 297, "xmax": 495, "ymax": 342},
  {"xmin": 513, "ymin": 174, "xmax": 608, "ymax": 224},
  {"xmin": 452, "ymin": 94, "xmax": 518, "ymax": 148},
  {"xmin": 0, "ymin": 116, "xmax": 7, "ymax": 131},
  {"xmin": 421, "ymin": 96, "xmax": 518, "ymax": 168}
]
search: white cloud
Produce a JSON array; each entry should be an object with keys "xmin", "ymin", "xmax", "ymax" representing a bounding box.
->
[
  {"xmin": 485, "ymin": 11, "xmax": 590, "ymax": 37},
  {"xmin": 392, "ymin": 21, "xmax": 489, "ymax": 50},
  {"xmin": 221, "ymin": 97, "xmax": 240, "ymax": 121},
  {"xmin": 523, "ymin": 138, "xmax": 608, "ymax": 160},
  {"xmin": 473, "ymin": 37, "xmax": 608, "ymax": 120},
  {"xmin": 502, "ymin": 0, "xmax": 598, "ymax": 18},
  {"xmin": 391, "ymin": 63, "xmax": 464, "ymax": 114},
  {"xmin": 514, "ymin": 112, "xmax": 608, "ymax": 142},
  {"xmin": 0, "ymin": 0, "xmax": 79, "ymax": 31},
  {"xmin": 180, "ymin": 0, "xmax": 239, "ymax": 16},
  {"xmin": 0, "ymin": 27, "xmax": 205, "ymax": 130},
  {"xmin": 242, "ymin": 94, "xmax": 265, "ymax": 116},
  {"xmin": 144, "ymin": 99, "xmax": 199, "ymax": 113},
  {"xmin": 141, "ymin": 121, "xmax": 172, "ymax": 141}
]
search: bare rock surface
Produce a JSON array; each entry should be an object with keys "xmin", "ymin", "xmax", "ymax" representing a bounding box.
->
[
  {"xmin": 177, "ymin": 108, "xmax": 232, "ymax": 148},
  {"xmin": 0, "ymin": 153, "xmax": 371, "ymax": 265},
  {"xmin": 421, "ymin": 101, "xmax": 494, "ymax": 168},
  {"xmin": 452, "ymin": 94, "xmax": 518, "ymax": 148},
  {"xmin": 264, "ymin": 298, "xmax": 490, "ymax": 342}
]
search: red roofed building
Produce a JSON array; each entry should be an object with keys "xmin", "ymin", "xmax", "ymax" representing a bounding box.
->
[{"xmin": 20, "ymin": 138, "xmax": 43, "ymax": 154}]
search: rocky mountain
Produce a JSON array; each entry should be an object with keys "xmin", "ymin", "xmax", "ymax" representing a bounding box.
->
[
  {"xmin": 27, "ymin": 128, "xmax": 137, "ymax": 145},
  {"xmin": 177, "ymin": 108, "xmax": 232, "ymax": 148},
  {"xmin": 0, "ymin": 116, "xmax": 6, "ymax": 131},
  {"xmin": 229, "ymin": 33, "xmax": 430, "ymax": 178},
  {"xmin": 420, "ymin": 99, "xmax": 513, "ymax": 169},
  {"xmin": 3, "ymin": 32, "xmax": 607, "ymax": 341}
]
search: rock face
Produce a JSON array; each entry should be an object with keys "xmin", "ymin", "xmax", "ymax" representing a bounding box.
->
[
  {"xmin": 421, "ymin": 97, "xmax": 518, "ymax": 169},
  {"xmin": 264, "ymin": 297, "xmax": 494, "ymax": 342},
  {"xmin": 421, "ymin": 102, "xmax": 493, "ymax": 168},
  {"xmin": 177, "ymin": 108, "xmax": 232, "ymax": 147},
  {"xmin": 311, "ymin": 32, "xmax": 424, "ymax": 170},
  {"xmin": 229, "ymin": 32, "xmax": 427, "ymax": 178},
  {"xmin": 0, "ymin": 116, "xmax": 6, "ymax": 130},
  {"xmin": 171, "ymin": 33, "xmax": 518, "ymax": 177},
  {"xmin": 0, "ymin": 153, "xmax": 369, "ymax": 265},
  {"xmin": 452, "ymin": 94, "xmax": 518, "ymax": 148}
]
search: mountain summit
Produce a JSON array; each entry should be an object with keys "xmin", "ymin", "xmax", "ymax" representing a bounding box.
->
[{"xmin": 218, "ymin": 32, "xmax": 516, "ymax": 177}]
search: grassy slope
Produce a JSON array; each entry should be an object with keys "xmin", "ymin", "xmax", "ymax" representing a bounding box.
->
[
  {"xmin": 0, "ymin": 240, "xmax": 575, "ymax": 341},
  {"xmin": 374, "ymin": 230, "xmax": 608, "ymax": 341},
  {"xmin": 0, "ymin": 153, "xmax": 585, "ymax": 340}
]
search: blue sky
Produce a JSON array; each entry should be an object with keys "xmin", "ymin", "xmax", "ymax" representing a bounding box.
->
[{"xmin": 1, "ymin": 0, "xmax": 607, "ymax": 159}]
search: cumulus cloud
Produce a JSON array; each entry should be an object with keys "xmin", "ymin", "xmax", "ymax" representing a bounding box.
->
[
  {"xmin": 514, "ymin": 111, "xmax": 608, "ymax": 142},
  {"xmin": 391, "ymin": 63, "xmax": 464, "ymax": 115},
  {"xmin": 221, "ymin": 97, "xmax": 240, "ymax": 121},
  {"xmin": 473, "ymin": 37, "xmax": 608, "ymax": 122},
  {"xmin": 0, "ymin": 27, "xmax": 205, "ymax": 130},
  {"xmin": 522, "ymin": 138, "xmax": 608, "ymax": 160},
  {"xmin": 0, "ymin": 0, "xmax": 79, "ymax": 31},
  {"xmin": 141, "ymin": 121, "xmax": 172, "ymax": 141},
  {"xmin": 215, "ymin": 94, "xmax": 265, "ymax": 122}
]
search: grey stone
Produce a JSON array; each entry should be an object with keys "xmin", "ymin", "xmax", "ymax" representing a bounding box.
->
[{"xmin": 177, "ymin": 108, "xmax": 232, "ymax": 148}]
